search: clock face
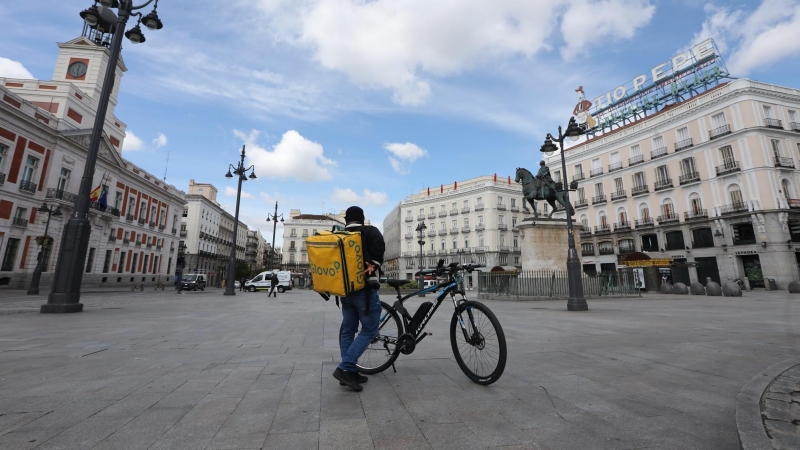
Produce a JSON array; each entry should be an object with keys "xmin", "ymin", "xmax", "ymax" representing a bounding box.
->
[{"xmin": 68, "ymin": 62, "xmax": 87, "ymax": 78}]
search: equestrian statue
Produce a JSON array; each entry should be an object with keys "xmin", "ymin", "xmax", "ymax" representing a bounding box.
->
[{"xmin": 515, "ymin": 162, "xmax": 575, "ymax": 218}]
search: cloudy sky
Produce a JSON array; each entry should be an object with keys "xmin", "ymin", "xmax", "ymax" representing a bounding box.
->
[{"xmin": 2, "ymin": 0, "xmax": 799, "ymax": 239}]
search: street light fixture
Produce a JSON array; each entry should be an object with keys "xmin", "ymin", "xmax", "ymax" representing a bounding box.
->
[
  {"xmin": 266, "ymin": 202, "xmax": 284, "ymax": 271},
  {"xmin": 224, "ymin": 145, "xmax": 257, "ymax": 296},
  {"xmin": 42, "ymin": 0, "xmax": 164, "ymax": 314},
  {"xmin": 416, "ymin": 221, "xmax": 427, "ymax": 296},
  {"xmin": 541, "ymin": 116, "xmax": 588, "ymax": 311},
  {"xmin": 27, "ymin": 204, "xmax": 63, "ymax": 295}
]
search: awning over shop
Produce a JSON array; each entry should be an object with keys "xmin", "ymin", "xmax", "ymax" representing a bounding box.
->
[
  {"xmin": 490, "ymin": 266, "xmax": 519, "ymax": 275},
  {"xmin": 619, "ymin": 252, "xmax": 673, "ymax": 268}
]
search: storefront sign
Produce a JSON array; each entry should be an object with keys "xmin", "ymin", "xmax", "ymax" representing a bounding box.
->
[
  {"xmin": 572, "ymin": 38, "xmax": 729, "ymax": 138},
  {"xmin": 735, "ymin": 250, "xmax": 757, "ymax": 255},
  {"xmin": 789, "ymin": 199, "xmax": 800, "ymax": 209},
  {"xmin": 622, "ymin": 258, "xmax": 673, "ymax": 268}
]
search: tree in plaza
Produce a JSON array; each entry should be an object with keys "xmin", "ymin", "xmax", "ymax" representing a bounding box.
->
[{"xmin": 235, "ymin": 261, "xmax": 250, "ymax": 280}]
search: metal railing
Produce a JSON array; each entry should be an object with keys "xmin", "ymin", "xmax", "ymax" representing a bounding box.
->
[
  {"xmin": 427, "ymin": 230, "xmax": 436, "ymax": 237},
  {"xmin": 475, "ymin": 224, "xmax": 485, "ymax": 231},
  {"xmin": 657, "ymin": 214, "xmax": 680, "ymax": 224},
  {"xmin": 574, "ymin": 198, "xmax": 588, "ymax": 208},
  {"xmin": 675, "ymin": 138, "xmax": 693, "ymax": 151},
  {"xmin": 765, "ymin": 118, "xmax": 783, "ymax": 129},
  {"xmin": 651, "ymin": 147, "xmax": 668, "ymax": 159},
  {"xmin": 582, "ymin": 248, "xmax": 595, "ymax": 257},
  {"xmin": 461, "ymin": 226, "xmax": 471, "ymax": 233},
  {"xmin": 478, "ymin": 270, "xmax": 641, "ymax": 299},
  {"xmin": 497, "ymin": 246, "xmax": 510, "ymax": 252},
  {"xmin": 405, "ymin": 233, "xmax": 413, "ymax": 239},
  {"xmin": 138, "ymin": 218, "xmax": 146, "ymax": 225},
  {"xmin": 450, "ymin": 209, "xmax": 458, "ymax": 215},
  {"xmin": 19, "ymin": 180, "xmax": 37, "ymax": 193},
  {"xmin": 614, "ymin": 221, "xmax": 631, "ymax": 232},
  {"xmin": 775, "ymin": 156, "xmax": 795, "ymax": 168},
  {"xmin": 108, "ymin": 235, "xmax": 116, "ymax": 242},
  {"xmin": 475, "ymin": 246, "xmax": 488, "ymax": 253},
  {"xmin": 709, "ymin": 124, "xmax": 731, "ymax": 140},
  {"xmin": 631, "ymin": 185, "xmax": 649, "ymax": 196},
  {"xmin": 438, "ymin": 211, "xmax": 448, "ymax": 217},
  {"xmin": 461, "ymin": 206, "xmax": 470, "ymax": 213},
  {"xmin": 438, "ymin": 229, "xmax": 447, "ymax": 236},
  {"xmin": 428, "ymin": 213, "xmax": 437, "ymax": 219},
  {"xmin": 417, "ymin": 214, "xmax": 425, "ymax": 220},
  {"xmin": 450, "ymin": 228, "xmax": 459, "ymax": 235},
  {"xmin": 497, "ymin": 224, "xmax": 508, "ymax": 230},
  {"xmin": 513, "ymin": 247, "xmax": 521, "ymax": 253},
  {"xmin": 610, "ymin": 190, "xmax": 627, "ymax": 201},
  {"xmin": 405, "ymin": 216, "xmax": 413, "ymax": 222},
  {"xmin": 716, "ymin": 161, "xmax": 740, "ymax": 176},
  {"xmin": 46, "ymin": 188, "xmax": 77, "ymax": 203},
  {"xmin": 608, "ymin": 162, "xmax": 623, "ymax": 172},
  {"xmin": 172, "ymin": 228, "xmax": 177, "ymax": 235},
  {"xmin": 11, "ymin": 217, "xmax": 28, "ymax": 228},
  {"xmin": 497, "ymin": 204, "xmax": 507, "ymax": 210},
  {"xmin": 720, "ymin": 202, "xmax": 749, "ymax": 215},
  {"xmin": 510, "ymin": 206, "xmax": 519, "ymax": 212},
  {"xmin": 592, "ymin": 195, "xmax": 607, "ymax": 205},
  {"xmin": 126, "ymin": 214, "xmax": 134, "ymax": 222},
  {"xmin": 475, "ymin": 204, "xmax": 485, "ymax": 211},
  {"xmin": 684, "ymin": 209, "xmax": 708, "ymax": 221},
  {"xmin": 573, "ymin": 173, "xmax": 585, "ymax": 182},
  {"xmin": 148, "ymin": 221, "xmax": 155, "ymax": 228},
  {"xmin": 654, "ymin": 179, "xmax": 673, "ymax": 191},
  {"xmin": 0, "ymin": 172, "xmax": 5, "ymax": 185},
  {"xmin": 628, "ymin": 155, "xmax": 644, "ymax": 166},
  {"xmin": 599, "ymin": 246, "xmax": 615, "ymax": 255},
  {"xmin": 679, "ymin": 172, "xmax": 700, "ymax": 185},
  {"xmin": 590, "ymin": 168, "xmax": 604, "ymax": 177},
  {"xmin": 594, "ymin": 225, "xmax": 610, "ymax": 234},
  {"xmin": 123, "ymin": 238, "xmax": 130, "ymax": 244},
  {"xmin": 791, "ymin": 122, "xmax": 800, "ymax": 132},
  {"xmin": 635, "ymin": 217, "xmax": 654, "ymax": 228},
  {"xmin": 619, "ymin": 244, "xmax": 636, "ymax": 254}
]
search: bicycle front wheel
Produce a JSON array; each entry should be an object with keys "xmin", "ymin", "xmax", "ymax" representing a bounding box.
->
[
  {"xmin": 346, "ymin": 301, "xmax": 403, "ymax": 374},
  {"xmin": 450, "ymin": 301, "xmax": 506, "ymax": 385}
]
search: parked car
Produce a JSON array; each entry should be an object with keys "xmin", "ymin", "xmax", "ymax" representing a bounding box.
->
[
  {"xmin": 181, "ymin": 274, "xmax": 206, "ymax": 291},
  {"xmin": 234, "ymin": 280, "xmax": 241, "ymax": 289},
  {"xmin": 244, "ymin": 271, "xmax": 293, "ymax": 293}
]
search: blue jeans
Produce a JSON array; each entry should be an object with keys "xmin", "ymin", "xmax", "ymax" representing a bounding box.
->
[{"xmin": 338, "ymin": 288, "xmax": 381, "ymax": 372}]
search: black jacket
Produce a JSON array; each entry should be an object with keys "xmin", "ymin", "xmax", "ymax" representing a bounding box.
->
[
  {"xmin": 344, "ymin": 223, "xmax": 385, "ymax": 270},
  {"xmin": 270, "ymin": 273, "xmax": 278, "ymax": 286}
]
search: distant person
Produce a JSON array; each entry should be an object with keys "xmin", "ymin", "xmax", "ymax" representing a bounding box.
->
[
  {"xmin": 268, "ymin": 272, "xmax": 279, "ymax": 297},
  {"xmin": 240, "ymin": 277, "xmax": 246, "ymax": 291}
]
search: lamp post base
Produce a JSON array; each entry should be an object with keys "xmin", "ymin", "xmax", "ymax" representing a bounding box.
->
[
  {"xmin": 223, "ymin": 292, "xmax": 236, "ymax": 296},
  {"xmin": 41, "ymin": 303, "xmax": 84, "ymax": 314},
  {"xmin": 566, "ymin": 298, "xmax": 588, "ymax": 311}
]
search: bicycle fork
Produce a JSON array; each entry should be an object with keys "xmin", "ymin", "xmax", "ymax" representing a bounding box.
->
[{"xmin": 452, "ymin": 292, "xmax": 482, "ymax": 346}]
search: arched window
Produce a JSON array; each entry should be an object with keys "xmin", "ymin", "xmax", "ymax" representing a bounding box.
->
[
  {"xmin": 661, "ymin": 198, "xmax": 674, "ymax": 218},
  {"xmin": 580, "ymin": 214, "xmax": 588, "ymax": 227},
  {"xmin": 729, "ymin": 185, "xmax": 743, "ymax": 205},
  {"xmin": 782, "ymin": 179, "xmax": 792, "ymax": 200},
  {"xmin": 598, "ymin": 212, "xmax": 608, "ymax": 227},
  {"xmin": 689, "ymin": 193, "xmax": 703, "ymax": 214},
  {"xmin": 289, "ymin": 253, "xmax": 295, "ymax": 263},
  {"xmin": 617, "ymin": 207, "xmax": 628, "ymax": 224},
  {"xmin": 639, "ymin": 203, "xmax": 650, "ymax": 221}
]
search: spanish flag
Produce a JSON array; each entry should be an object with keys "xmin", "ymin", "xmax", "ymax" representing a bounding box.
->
[{"xmin": 89, "ymin": 184, "xmax": 102, "ymax": 202}]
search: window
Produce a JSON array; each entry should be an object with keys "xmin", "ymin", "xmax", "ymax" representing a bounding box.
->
[
  {"xmin": 452, "ymin": 220, "xmax": 457, "ymax": 229},
  {"xmin": 782, "ymin": 179, "xmax": 792, "ymax": 200},
  {"xmin": 633, "ymin": 172, "xmax": 646, "ymax": 187},
  {"xmin": 440, "ymin": 221, "xmax": 445, "ymax": 230},
  {"xmin": 661, "ymin": 202, "xmax": 674, "ymax": 217},
  {"xmin": 692, "ymin": 228, "xmax": 714, "ymax": 248},
  {"xmin": 498, "ymin": 215, "xmax": 505, "ymax": 225},
  {"xmin": 720, "ymin": 145, "xmax": 735, "ymax": 167},
  {"xmin": 652, "ymin": 136, "xmax": 664, "ymax": 150},
  {"xmin": 478, "ymin": 216, "xmax": 483, "ymax": 224},
  {"xmin": 592, "ymin": 158, "xmax": 601, "ymax": 170},
  {"xmin": 130, "ymin": 253, "xmax": 138, "ymax": 274},
  {"xmin": 730, "ymin": 186, "xmax": 744, "ymax": 205},
  {"xmin": 512, "ymin": 217, "xmax": 517, "ymax": 227},
  {"xmin": 711, "ymin": 112, "xmax": 726, "ymax": 129},
  {"xmin": 477, "ymin": 197, "xmax": 483, "ymax": 205},
  {"xmin": 594, "ymin": 183, "xmax": 604, "ymax": 197},
  {"xmin": 618, "ymin": 209, "xmax": 627, "ymax": 223},
  {"xmin": 771, "ymin": 139, "xmax": 782, "ymax": 157},
  {"xmin": 57, "ymin": 168, "xmax": 70, "ymax": 192},
  {"xmin": 577, "ymin": 187, "xmax": 585, "ymax": 201},
  {"xmin": 479, "ymin": 235, "xmax": 484, "ymax": 247},
  {"xmin": 138, "ymin": 202, "xmax": 146, "ymax": 219},
  {"xmin": 790, "ymin": 110, "xmax": 797, "ymax": 123},
  {"xmin": 580, "ymin": 215, "xmax": 588, "ymax": 227},
  {"xmin": 640, "ymin": 206, "xmax": 650, "ymax": 220},
  {"xmin": 681, "ymin": 157, "xmax": 697, "ymax": 176},
  {"xmin": 114, "ymin": 192, "xmax": 122, "ymax": 210},
  {"xmin": 429, "ymin": 207, "xmax": 435, "ymax": 214},
  {"xmin": 289, "ymin": 241, "xmax": 296, "ymax": 250},
  {"xmin": 690, "ymin": 194, "xmax": 703, "ymax": 213},
  {"xmin": 610, "ymin": 152, "xmax": 620, "ymax": 165},
  {"xmin": 464, "ymin": 238, "xmax": 470, "ymax": 248},
  {"xmin": 1, "ymin": 238, "xmax": 20, "ymax": 271},
  {"xmin": 440, "ymin": 205, "xmax": 446, "ymax": 213},
  {"xmin": 641, "ymin": 234, "xmax": 658, "ymax": 252},
  {"xmin": 599, "ymin": 213, "xmax": 608, "ymax": 227},
  {"xmin": 142, "ymin": 255, "xmax": 149, "ymax": 274},
  {"xmin": 441, "ymin": 241, "xmax": 445, "ymax": 250},
  {"xmin": 150, "ymin": 206, "xmax": 156, "ymax": 222},
  {"xmin": 290, "ymin": 228, "xmax": 296, "ymax": 237},
  {"xmin": 513, "ymin": 237, "xmax": 518, "ymax": 247},
  {"xmin": 0, "ymin": 144, "xmax": 7, "ymax": 170},
  {"xmin": 511, "ymin": 198, "xmax": 516, "ymax": 207},
  {"xmin": 665, "ymin": 231, "xmax": 685, "ymax": 250},
  {"xmin": 613, "ymin": 177, "xmax": 624, "ymax": 193},
  {"xmin": 14, "ymin": 206, "xmax": 27, "ymax": 221},
  {"xmin": 763, "ymin": 104, "xmax": 774, "ymax": 119},
  {"xmin": 732, "ymin": 222, "xmax": 756, "ymax": 245},
  {"xmin": 118, "ymin": 252, "xmax": 126, "ymax": 273},
  {"xmin": 581, "ymin": 242, "xmax": 594, "ymax": 254},
  {"xmin": 677, "ymin": 127, "xmax": 689, "ymax": 141},
  {"xmin": 574, "ymin": 164, "xmax": 583, "ymax": 177},
  {"xmin": 464, "ymin": 218, "xmax": 470, "ymax": 226},
  {"xmin": 22, "ymin": 156, "xmax": 38, "ymax": 182},
  {"xmin": 452, "ymin": 239, "xmax": 457, "ymax": 249},
  {"xmin": 630, "ymin": 144, "xmax": 641, "ymax": 159},
  {"xmin": 463, "ymin": 200, "xmax": 468, "ymax": 208},
  {"xmin": 552, "ymin": 171, "xmax": 561, "ymax": 183},
  {"xmin": 656, "ymin": 165, "xmax": 669, "ymax": 182}
]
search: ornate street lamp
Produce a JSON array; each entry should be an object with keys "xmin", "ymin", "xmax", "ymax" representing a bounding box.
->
[
  {"xmin": 266, "ymin": 202, "xmax": 284, "ymax": 271},
  {"xmin": 42, "ymin": 0, "xmax": 164, "ymax": 314},
  {"xmin": 541, "ymin": 116, "xmax": 588, "ymax": 311},
  {"xmin": 416, "ymin": 221, "xmax": 427, "ymax": 296},
  {"xmin": 27, "ymin": 204, "xmax": 63, "ymax": 295},
  {"xmin": 224, "ymin": 145, "xmax": 257, "ymax": 296}
]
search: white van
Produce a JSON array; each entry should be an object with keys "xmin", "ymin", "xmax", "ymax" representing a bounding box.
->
[
  {"xmin": 245, "ymin": 271, "xmax": 293, "ymax": 293},
  {"xmin": 181, "ymin": 273, "xmax": 206, "ymax": 291}
]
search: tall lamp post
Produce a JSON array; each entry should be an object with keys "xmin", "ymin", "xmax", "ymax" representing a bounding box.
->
[
  {"xmin": 27, "ymin": 204, "xmax": 63, "ymax": 295},
  {"xmin": 266, "ymin": 202, "xmax": 284, "ymax": 271},
  {"xmin": 224, "ymin": 145, "xmax": 257, "ymax": 296},
  {"xmin": 416, "ymin": 221, "xmax": 426, "ymax": 296},
  {"xmin": 41, "ymin": 0, "xmax": 164, "ymax": 314},
  {"xmin": 541, "ymin": 116, "xmax": 588, "ymax": 311}
]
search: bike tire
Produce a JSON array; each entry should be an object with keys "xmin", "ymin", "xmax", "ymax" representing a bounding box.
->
[
  {"xmin": 450, "ymin": 301, "xmax": 506, "ymax": 385},
  {"xmin": 338, "ymin": 301, "xmax": 403, "ymax": 375}
]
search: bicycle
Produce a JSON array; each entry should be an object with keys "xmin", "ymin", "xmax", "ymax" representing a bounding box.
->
[{"xmin": 348, "ymin": 261, "xmax": 507, "ymax": 385}]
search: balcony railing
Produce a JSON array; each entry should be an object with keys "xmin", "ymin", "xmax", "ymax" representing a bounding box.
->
[
  {"xmin": 510, "ymin": 206, "xmax": 519, "ymax": 212},
  {"xmin": 497, "ymin": 204, "xmax": 506, "ymax": 211},
  {"xmin": 513, "ymin": 247, "xmax": 521, "ymax": 253},
  {"xmin": 619, "ymin": 244, "xmax": 636, "ymax": 254},
  {"xmin": 475, "ymin": 246, "xmax": 488, "ymax": 253},
  {"xmin": 592, "ymin": 195, "xmax": 607, "ymax": 205},
  {"xmin": 765, "ymin": 118, "xmax": 783, "ymax": 129},
  {"xmin": 582, "ymin": 248, "xmax": 595, "ymax": 257},
  {"xmin": 608, "ymin": 162, "xmax": 623, "ymax": 172},
  {"xmin": 716, "ymin": 161, "xmax": 740, "ymax": 176},
  {"xmin": 427, "ymin": 230, "xmax": 436, "ymax": 237},
  {"xmin": 0, "ymin": 172, "xmax": 5, "ymax": 185},
  {"xmin": 108, "ymin": 235, "xmax": 116, "ymax": 242},
  {"xmin": 475, "ymin": 224, "xmax": 485, "ymax": 231},
  {"xmin": 791, "ymin": 122, "xmax": 800, "ymax": 132},
  {"xmin": 635, "ymin": 217, "xmax": 653, "ymax": 228},
  {"xmin": 684, "ymin": 209, "xmax": 708, "ymax": 221},
  {"xmin": 146, "ymin": 243, "xmax": 153, "ymax": 249},
  {"xmin": 628, "ymin": 155, "xmax": 644, "ymax": 166},
  {"xmin": 497, "ymin": 224, "xmax": 508, "ymax": 231},
  {"xmin": 580, "ymin": 228, "xmax": 592, "ymax": 236},
  {"xmin": 428, "ymin": 213, "xmax": 436, "ymax": 219},
  {"xmin": 679, "ymin": 172, "xmax": 701, "ymax": 185},
  {"xmin": 123, "ymin": 238, "xmax": 130, "ymax": 244},
  {"xmin": 149, "ymin": 221, "xmax": 156, "ymax": 228},
  {"xmin": 404, "ymin": 233, "xmax": 413, "ymax": 239},
  {"xmin": 657, "ymin": 214, "xmax": 680, "ymax": 224},
  {"xmin": 138, "ymin": 218, "xmax": 146, "ymax": 225},
  {"xmin": 172, "ymin": 228, "xmax": 177, "ymax": 235},
  {"xmin": 11, "ymin": 217, "xmax": 27, "ymax": 228},
  {"xmin": 450, "ymin": 209, "xmax": 458, "ymax": 216},
  {"xmin": 438, "ymin": 229, "xmax": 447, "ymax": 236},
  {"xmin": 651, "ymin": 147, "xmax": 668, "ymax": 159},
  {"xmin": 475, "ymin": 204, "xmax": 485, "ymax": 211},
  {"xmin": 610, "ymin": 190, "xmax": 627, "ymax": 201},
  {"xmin": 46, "ymin": 188, "xmax": 78, "ymax": 204},
  {"xmin": 574, "ymin": 198, "xmax": 588, "ymax": 208},
  {"xmin": 450, "ymin": 228, "xmax": 459, "ymax": 235},
  {"xmin": 159, "ymin": 225, "xmax": 165, "ymax": 231},
  {"xmin": 599, "ymin": 247, "xmax": 615, "ymax": 255},
  {"xmin": 438, "ymin": 211, "xmax": 448, "ymax": 217},
  {"xmin": 654, "ymin": 179, "xmax": 673, "ymax": 191},
  {"xmin": 709, "ymin": 124, "xmax": 731, "ymax": 140},
  {"xmin": 405, "ymin": 216, "xmax": 413, "ymax": 222},
  {"xmin": 590, "ymin": 168, "xmax": 604, "ymax": 177},
  {"xmin": 417, "ymin": 214, "xmax": 425, "ymax": 220},
  {"xmin": 720, "ymin": 202, "xmax": 749, "ymax": 215},
  {"xmin": 631, "ymin": 185, "xmax": 649, "ymax": 196},
  {"xmin": 614, "ymin": 221, "xmax": 631, "ymax": 232},
  {"xmin": 775, "ymin": 156, "xmax": 795, "ymax": 168},
  {"xmin": 134, "ymin": 241, "xmax": 142, "ymax": 247},
  {"xmin": 675, "ymin": 138, "xmax": 693, "ymax": 152},
  {"xmin": 126, "ymin": 214, "xmax": 134, "ymax": 222},
  {"xmin": 19, "ymin": 180, "xmax": 37, "ymax": 193},
  {"xmin": 594, "ymin": 225, "xmax": 611, "ymax": 234},
  {"xmin": 461, "ymin": 206, "xmax": 470, "ymax": 213},
  {"xmin": 497, "ymin": 246, "xmax": 511, "ymax": 253},
  {"xmin": 462, "ymin": 226, "xmax": 470, "ymax": 233},
  {"xmin": 573, "ymin": 173, "xmax": 585, "ymax": 183}
]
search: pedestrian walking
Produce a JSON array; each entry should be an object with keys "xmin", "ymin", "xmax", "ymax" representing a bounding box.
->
[
  {"xmin": 176, "ymin": 276, "xmax": 184, "ymax": 294},
  {"xmin": 240, "ymin": 277, "xmax": 246, "ymax": 291},
  {"xmin": 268, "ymin": 272, "xmax": 279, "ymax": 297},
  {"xmin": 333, "ymin": 206, "xmax": 385, "ymax": 392}
]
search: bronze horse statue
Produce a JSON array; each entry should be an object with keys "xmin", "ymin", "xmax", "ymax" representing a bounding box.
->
[{"xmin": 515, "ymin": 167, "xmax": 575, "ymax": 218}]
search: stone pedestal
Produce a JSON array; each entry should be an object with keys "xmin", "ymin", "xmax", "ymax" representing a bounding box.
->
[{"xmin": 517, "ymin": 218, "xmax": 581, "ymax": 272}]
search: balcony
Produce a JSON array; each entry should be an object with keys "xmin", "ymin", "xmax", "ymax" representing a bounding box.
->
[
  {"xmin": 610, "ymin": 190, "xmax": 627, "ymax": 201},
  {"xmin": 608, "ymin": 162, "xmax": 623, "ymax": 173},
  {"xmin": 448, "ymin": 208, "xmax": 458, "ymax": 216},
  {"xmin": 651, "ymin": 147, "xmax": 668, "ymax": 159},
  {"xmin": 657, "ymin": 214, "xmax": 680, "ymax": 224},
  {"xmin": 405, "ymin": 233, "xmax": 414, "ymax": 239},
  {"xmin": 426, "ymin": 250, "xmax": 437, "ymax": 256},
  {"xmin": 631, "ymin": 185, "xmax": 649, "ymax": 196},
  {"xmin": 172, "ymin": 228, "xmax": 177, "ymax": 235},
  {"xmin": 11, "ymin": 217, "xmax": 28, "ymax": 228},
  {"xmin": 169, "ymin": 247, "xmax": 175, "ymax": 253},
  {"xmin": 614, "ymin": 221, "xmax": 631, "ymax": 232},
  {"xmin": 497, "ymin": 246, "xmax": 511, "ymax": 253},
  {"xmin": 654, "ymin": 179, "xmax": 673, "ymax": 191},
  {"xmin": 438, "ymin": 211, "xmax": 448, "ymax": 217},
  {"xmin": 108, "ymin": 235, "xmax": 116, "ymax": 242},
  {"xmin": 475, "ymin": 246, "xmax": 488, "ymax": 253},
  {"xmin": 619, "ymin": 243, "xmax": 636, "ymax": 254},
  {"xmin": 580, "ymin": 228, "xmax": 592, "ymax": 236},
  {"xmin": 592, "ymin": 195, "xmax": 607, "ymax": 205},
  {"xmin": 599, "ymin": 246, "xmax": 615, "ymax": 255},
  {"xmin": 675, "ymin": 138, "xmax": 693, "ymax": 152},
  {"xmin": 126, "ymin": 214, "xmax": 134, "ymax": 222},
  {"xmin": 497, "ymin": 204, "xmax": 507, "ymax": 211},
  {"xmin": 427, "ymin": 230, "xmax": 436, "ymax": 237},
  {"xmin": 450, "ymin": 228, "xmax": 459, "ymax": 235},
  {"xmin": 135, "ymin": 241, "xmax": 142, "ymax": 247},
  {"xmin": 720, "ymin": 202, "xmax": 749, "ymax": 215},
  {"xmin": 594, "ymin": 225, "xmax": 611, "ymax": 234},
  {"xmin": 628, "ymin": 155, "xmax": 644, "ymax": 167},
  {"xmin": 46, "ymin": 188, "xmax": 77, "ymax": 205},
  {"xmin": 709, "ymin": 124, "xmax": 731, "ymax": 140},
  {"xmin": 123, "ymin": 238, "xmax": 130, "ymax": 244},
  {"xmin": 498, "ymin": 223, "xmax": 508, "ymax": 231},
  {"xmin": 510, "ymin": 206, "xmax": 519, "ymax": 212},
  {"xmin": 635, "ymin": 217, "xmax": 654, "ymax": 228},
  {"xmin": 438, "ymin": 229, "xmax": 447, "ymax": 236},
  {"xmin": 0, "ymin": 172, "xmax": 5, "ymax": 185},
  {"xmin": 775, "ymin": 156, "xmax": 795, "ymax": 169},
  {"xmin": 461, "ymin": 206, "xmax": 470, "ymax": 213},
  {"xmin": 513, "ymin": 247, "xmax": 521, "ymax": 254},
  {"xmin": 427, "ymin": 213, "xmax": 436, "ymax": 219},
  {"xmin": 791, "ymin": 122, "xmax": 800, "ymax": 132},
  {"xmin": 138, "ymin": 218, "xmax": 146, "ymax": 225},
  {"xmin": 19, "ymin": 180, "xmax": 37, "ymax": 194},
  {"xmin": 573, "ymin": 173, "xmax": 585, "ymax": 183},
  {"xmin": 146, "ymin": 243, "xmax": 153, "ymax": 249},
  {"xmin": 149, "ymin": 221, "xmax": 156, "ymax": 229},
  {"xmin": 582, "ymin": 247, "xmax": 595, "ymax": 257},
  {"xmin": 461, "ymin": 226, "xmax": 471, "ymax": 233},
  {"xmin": 405, "ymin": 216, "xmax": 413, "ymax": 222},
  {"xmin": 475, "ymin": 204, "xmax": 485, "ymax": 211},
  {"xmin": 679, "ymin": 172, "xmax": 701, "ymax": 185},
  {"xmin": 684, "ymin": 209, "xmax": 708, "ymax": 221},
  {"xmin": 475, "ymin": 224, "xmax": 485, "ymax": 231},
  {"xmin": 716, "ymin": 161, "xmax": 741, "ymax": 176},
  {"xmin": 417, "ymin": 214, "xmax": 425, "ymax": 221},
  {"xmin": 765, "ymin": 118, "xmax": 783, "ymax": 129},
  {"xmin": 180, "ymin": 230, "xmax": 187, "ymax": 237},
  {"xmin": 159, "ymin": 225, "xmax": 165, "ymax": 231},
  {"xmin": 574, "ymin": 198, "xmax": 588, "ymax": 209},
  {"xmin": 590, "ymin": 168, "xmax": 603, "ymax": 178}
]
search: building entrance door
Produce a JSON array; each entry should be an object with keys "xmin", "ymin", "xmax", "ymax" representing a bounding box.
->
[
  {"xmin": 741, "ymin": 255, "xmax": 764, "ymax": 288},
  {"xmin": 671, "ymin": 259, "xmax": 691, "ymax": 285},
  {"xmin": 695, "ymin": 257, "xmax": 720, "ymax": 285}
]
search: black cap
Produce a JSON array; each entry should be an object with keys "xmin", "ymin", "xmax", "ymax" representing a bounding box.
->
[{"xmin": 345, "ymin": 206, "xmax": 365, "ymax": 224}]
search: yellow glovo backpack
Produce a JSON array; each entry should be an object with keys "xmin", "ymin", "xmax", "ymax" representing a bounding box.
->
[{"xmin": 305, "ymin": 231, "xmax": 366, "ymax": 298}]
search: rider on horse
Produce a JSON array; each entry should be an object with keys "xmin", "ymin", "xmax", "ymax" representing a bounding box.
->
[{"xmin": 536, "ymin": 160, "xmax": 557, "ymax": 198}]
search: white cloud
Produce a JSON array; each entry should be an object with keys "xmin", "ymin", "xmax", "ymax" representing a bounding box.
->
[
  {"xmin": 224, "ymin": 185, "xmax": 254, "ymax": 199},
  {"xmin": 0, "ymin": 56, "xmax": 33, "ymax": 79},
  {"xmin": 331, "ymin": 188, "xmax": 388, "ymax": 207},
  {"xmin": 122, "ymin": 130, "xmax": 145, "ymax": 152},
  {"xmin": 384, "ymin": 142, "xmax": 427, "ymax": 175},
  {"xmin": 257, "ymin": 0, "xmax": 657, "ymax": 105},
  {"xmin": 237, "ymin": 129, "xmax": 336, "ymax": 182},
  {"xmin": 689, "ymin": 0, "xmax": 800, "ymax": 76},
  {"xmin": 152, "ymin": 133, "xmax": 168, "ymax": 149}
]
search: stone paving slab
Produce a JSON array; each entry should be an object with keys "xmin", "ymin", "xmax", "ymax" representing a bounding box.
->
[{"xmin": 0, "ymin": 288, "xmax": 799, "ymax": 449}]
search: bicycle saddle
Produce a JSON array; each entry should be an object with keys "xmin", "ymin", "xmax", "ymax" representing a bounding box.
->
[{"xmin": 386, "ymin": 279, "xmax": 407, "ymax": 288}]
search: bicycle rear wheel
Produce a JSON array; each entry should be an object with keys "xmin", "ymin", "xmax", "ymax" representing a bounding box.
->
[
  {"xmin": 340, "ymin": 301, "xmax": 403, "ymax": 374},
  {"xmin": 450, "ymin": 301, "xmax": 506, "ymax": 385}
]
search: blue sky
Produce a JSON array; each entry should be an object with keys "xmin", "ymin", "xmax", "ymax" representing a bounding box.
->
[{"xmin": 2, "ymin": 0, "xmax": 800, "ymax": 239}]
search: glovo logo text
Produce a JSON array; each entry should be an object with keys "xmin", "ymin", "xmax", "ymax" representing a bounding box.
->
[
  {"xmin": 349, "ymin": 240, "xmax": 366, "ymax": 284},
  {"xmin": 309, "ymin": 261, "xmax": 341, "ymax": 277}
]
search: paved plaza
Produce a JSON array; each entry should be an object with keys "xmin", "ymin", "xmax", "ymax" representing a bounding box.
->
[{"xmin": 0, "ymin": 287, "xmax": 799, "ymax": 449}]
